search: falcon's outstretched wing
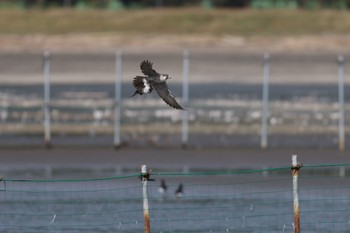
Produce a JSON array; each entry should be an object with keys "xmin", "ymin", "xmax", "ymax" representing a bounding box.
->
[
  {"xmin": 140, "ymin": 60, "xmax": 159, "ymax": 76},
  {"xmin": 152, "ymin": 83, "xmax": 184, "ymax": 110}
]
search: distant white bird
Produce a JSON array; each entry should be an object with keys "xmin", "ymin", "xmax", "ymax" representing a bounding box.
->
[
  {"xmin": 1, "ymin": 107, "xmax": 8, "ymax": 122},
  {"xmin": 131, "ymin": 60, "xmax": 184, "ymax": 110},
  {"xmin": 93, "ymin": 109, "xmax": 103, "ymax": 122},
  {"xmin": 49, "ymin": 213, "xmax": 56, "ymax": 224}
]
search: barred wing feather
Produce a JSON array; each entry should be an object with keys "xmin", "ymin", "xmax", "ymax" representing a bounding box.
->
[{"xmin": 152, "ymin": 83, "xmax": 184, "ymax": 110}]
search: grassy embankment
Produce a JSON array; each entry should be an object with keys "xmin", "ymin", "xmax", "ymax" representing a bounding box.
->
[{"xmin": 0, "ymin": 8, "xmax": 350, "ymax": 36}]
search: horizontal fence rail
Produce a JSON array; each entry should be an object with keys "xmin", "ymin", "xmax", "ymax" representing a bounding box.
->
[
  {"xmin": 0, "ymin": 51, "xmax": 348, "ymax": 149},
  {"xmin": 1, "ymin": 160, "xmax": 350, "ymax": 232}
]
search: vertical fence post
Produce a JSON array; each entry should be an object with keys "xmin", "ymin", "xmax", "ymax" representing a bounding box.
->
[
  {"xmin": 114, "ymin": 50, "xmax": 122, "ymax": 148},
  {"xmin": 141, "ymin": 165, "xmax": 151, "ymax": 233},
  {"xmin": 261, "ymin": 52, "xmax": 270, "ymax": 149},
  {"xmin": 337, "ymin": 55, "xmax": 345, "ymax": 151},
  {"xmin": 291, "ymin": 155, "xmax": 302, "ymax": 233},
  {"xmin": 182, "ymin": 49, "xmax": 190, "ymax": 148},
  {"xmin": 43, "ymin": 50, "xmax": 51, "ymax": 148}
]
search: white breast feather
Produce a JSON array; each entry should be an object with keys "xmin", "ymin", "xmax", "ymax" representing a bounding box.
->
[{"xmin": 143, "ymin": 78, "xmax": 151, "ymax": 93}]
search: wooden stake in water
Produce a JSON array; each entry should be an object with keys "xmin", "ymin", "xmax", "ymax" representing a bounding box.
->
[
  {"xmin": 337, "ymin": 55, "xmax": 345, "ymax": 151},
  {"xmin": 114, "ymin": 50, "xmax": 122, "ymax": 148},
  {"xmin": 292, "ymin": 155, "xmax": 302, "ymax": 233},
  {"xmin": 182, "ymin": 50, "xmax": 190, "ymax": 148},
  {"xmin": 141, "ymin": 165, "xmax": 151, "ymax": 233},
  {"xmin": 43, "ymin": 50, "xmax": 51, "ymax": 148},
  {"xmin": 261, "ymin": 52, "xmax": 270, "ymax": 149}
]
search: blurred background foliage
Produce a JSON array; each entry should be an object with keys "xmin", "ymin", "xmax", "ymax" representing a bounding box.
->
[{"xmin": 0, "ymin": 0, "xmax": 349, "ymax": 9}]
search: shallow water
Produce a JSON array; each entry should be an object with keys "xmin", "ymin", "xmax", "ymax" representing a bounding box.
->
[{"xmin": 1, "ymin": 170, "xmax": 349, "ymax": 233}]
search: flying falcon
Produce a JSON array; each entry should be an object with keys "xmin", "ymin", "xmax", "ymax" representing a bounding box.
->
[{"xmin": 131, "ymin": 60, "xmax": 184, "ymax": 110}]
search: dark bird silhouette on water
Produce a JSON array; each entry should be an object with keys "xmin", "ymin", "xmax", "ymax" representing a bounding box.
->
[
  {"xmin": 131, "ymin": 60, "xmax": 184, "ymax": 110},
  {"xmin": 175, "ymin": 183, "xmax": 183, "ymax": 198},
  {"xmin": 158, "ymin": 179, "xmax": 168, "ymax": 201},
  {"xmin": 158, "ymin": 179, "xmax": 167, "ymax": 196}
]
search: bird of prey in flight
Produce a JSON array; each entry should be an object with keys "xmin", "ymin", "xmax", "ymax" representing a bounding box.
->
[{"xmin": 131, "ymin": 60, "xmax": 184, "ymax": 110}]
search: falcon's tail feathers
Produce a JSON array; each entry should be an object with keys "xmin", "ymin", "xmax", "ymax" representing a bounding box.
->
[{"xmin": 130, "ymin": 90, "xmax": 141, "ymax": 97}]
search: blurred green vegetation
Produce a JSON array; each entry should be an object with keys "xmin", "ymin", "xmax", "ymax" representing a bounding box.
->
[
  {"xmin": 0, "ymin": 0, "xmax": 349, "ymax": 9},
  {"xmin": 1, "ymin": 8, "xmax": 350, "ymax": 36}
]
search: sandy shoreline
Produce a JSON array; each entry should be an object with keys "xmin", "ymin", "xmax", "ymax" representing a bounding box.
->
[{"xmin": 1, "ymin": 34, "xmax": 350, "ymax": 53}]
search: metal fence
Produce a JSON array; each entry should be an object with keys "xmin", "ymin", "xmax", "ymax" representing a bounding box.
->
[
  {"xmin": 0, "ymin": 50, "xmax": 348, "ymax": 149},
  {"xmin": 1, "ymin": 155, "xmax": 350, "ymax": 232}
]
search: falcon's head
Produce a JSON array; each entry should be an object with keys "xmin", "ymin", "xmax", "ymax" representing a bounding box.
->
[{"xmin": 160, "ymin": 74, "xmax": 171, "ymax": 81}]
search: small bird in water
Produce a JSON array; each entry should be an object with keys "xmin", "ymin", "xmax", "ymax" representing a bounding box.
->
[
  {"xmin": 131, "ymin": 60, "xmax": 184, "ymax": 110},
  {"xmin": 158, "ymin": 179, "xmax": 167, "ymax": 196},
  {"xmin": 158, "ymin": 179, "xmax": 168, "ymax": 201},
  {"xmin": 175, "ymin": 183, "xmax": 183, "ymax": 198}
]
